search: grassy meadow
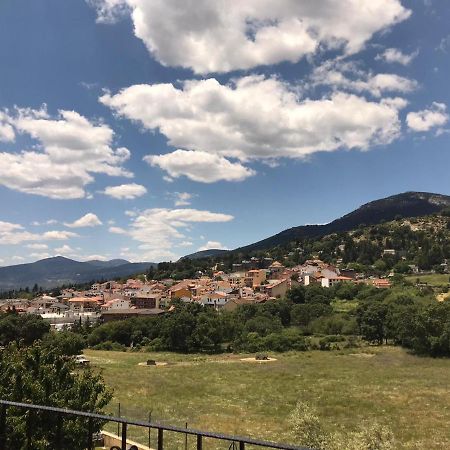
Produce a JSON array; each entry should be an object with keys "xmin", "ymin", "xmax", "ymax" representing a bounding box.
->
[
  {"xmin": 86, "ymin": 347, "xmax": 450, "ymax": 449},
  {"xmin": 405, "ymin": 273, "xmax": 450, "ymax": 287}
]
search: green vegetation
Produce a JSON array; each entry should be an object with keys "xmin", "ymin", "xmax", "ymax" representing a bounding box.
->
[
  {"xmin": 0, "ymin": 342, "xmax": 111, "ymax": 449},
  {"xmin": 86, "ymin": 347, "xmax": 450, "ymax": 449},
  {"xmin": 83, "ymin": 282, "xmax": 450, "ymax": 357},
  {"xmin": 405, "ymin": 273, "xmax": 450, "ymax": 287}
]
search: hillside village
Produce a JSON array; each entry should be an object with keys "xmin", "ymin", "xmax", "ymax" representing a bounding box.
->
[
  {"xmin": 0, "ymin": 212, "xmax": 449, "ymax": 330},
  {"xmin": 0, "ymin": 257, "xmax": 407, "ymax": 329}
]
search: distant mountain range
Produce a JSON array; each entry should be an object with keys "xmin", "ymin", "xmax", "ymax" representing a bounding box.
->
[
  {"xmin": 184, "ymin": 191, "xmax": 450, "ymax": 258},
  {"xmin": 0, "ymin": 256, "xmax": 156, "ymax": 291}
]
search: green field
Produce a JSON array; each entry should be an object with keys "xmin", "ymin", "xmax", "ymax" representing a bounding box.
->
[
  {"xmin": 86, "ymin": 347, "xmax": 450, "ymax": 449},
  {"xmin": 406, "ymin": 273, "xmax": 450, "ymax": 287}
]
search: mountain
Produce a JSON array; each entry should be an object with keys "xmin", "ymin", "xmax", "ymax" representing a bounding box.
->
[
  {"xmin": 230, "ymin": 192, "xmax": 450, "ymax": 254},
  {"xmin": 0, "ymin": 256, "xmax": 156, "ymax": 291},
  {"xmin": 182, "ymin": 249, "xmax": 230, "ymax": 260},
  {"xmin": 85, "ymin": 259, "xmax": 130, "ymax": 268}
]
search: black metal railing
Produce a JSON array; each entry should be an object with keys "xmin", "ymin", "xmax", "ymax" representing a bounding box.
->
[{"xmin": 0, "ymin": 400, "xmax": 312, "ymax": 450}]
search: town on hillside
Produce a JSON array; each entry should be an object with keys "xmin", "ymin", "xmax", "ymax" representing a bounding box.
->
[{"xmin": 0, "ymin": 256, "xmax": 403, "ymax": 329}]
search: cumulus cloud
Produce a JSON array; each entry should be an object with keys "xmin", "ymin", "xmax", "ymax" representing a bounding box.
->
[
  {"xmin": 87, "ymin": 0, "xmax": 129, "ymax": 23},
  {"xmin": 89, "ymin": 0, "xmax": 410, "ymax": 74},
  {"xmin": 172, "ymin": 192, "xmax": 193, "ymax": 207},
  {"xmin": 376, "ymin": 48, "xmax": 418, "ymax": 65},
  {"xmin": 0, "ymin": 107, "xmax": 132, "ymax": 199},
  {"xmin": 146, "ymin": 150, "xmax": 255, "ymax": 183},
  {"xmin": 101, "ymin": 76, "xmax": 404, "ymax": 179},
  {"xmin": 54, "ymin": 244, "xmax": 76, "ymax": 255},
  {"xmin": 198, "ymin": 241, "xmax": 228, "ymax": 251},
  {"xmin": 0, "ymin": 221, "xmax": 78, "ymax": 245},
  {"xmin": 65, "ymin": 213, "xmax": 103, "ymax": 228},
  {"xmin": 0, "ymin": 111, "xmax": 15, "ymax": 142},
  {"xmin": 311, "ymin": 61, "xmax": 417, "ymax": 97},
  {"xmin": 406, "ymin": 102, "xmax": 449, "ymax": 132},
  {"xmin": 103, "ymin": 183, "xmax": 147, "ymax": 199},
  {"xmin": 41, "ymin": 231, "xmax": 79, "ymax": 240},
  {"xmin": 126, "ymin": 208, "xmax": 233, "ymax": 261},
  {"xmin": 85, "ymin": 254, "xmax": 109, "ymax": 261},
  {"xmin": 109, "ymin": 226, "xmax": 128, "ymax": 234},
  {"xmin": 27, "ymin": 243, "xmax": 49, "ymax": 250}
]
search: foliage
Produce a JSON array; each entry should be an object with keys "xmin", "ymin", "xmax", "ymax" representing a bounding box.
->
[
  {"xmin": 0, "ymin": 342, "xmax": 111, "ymax": 450},
  {"xmin": 0, "ymin": 312, "xmax": 50, "ymax": 346},
  {"xmin": 289, "ymin": 401, "xmax": 394, "ymax": 450}
]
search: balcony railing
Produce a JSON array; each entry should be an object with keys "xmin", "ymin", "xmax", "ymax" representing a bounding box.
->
[{"xmin": 0, "ymin": 400, "xmax": 312, "ymax": 450}]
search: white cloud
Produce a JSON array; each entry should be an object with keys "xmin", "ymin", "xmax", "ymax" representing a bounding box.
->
[
  {"xmin": 65, "ymin": 213, "xmax": 103, "ymax": 228},
  {"xmin": 0, "ymin": 221, "xmax": 23, "ymax": 233},
  {"xmin": 0, "ymin": 222, "xmax": 78, "ymax": 248},
  {"xmin": 103, "ymin": 183, "xmax": 147, "ymax": 199},
  {"xmin": 87, "ymin": 0, "xmax": 130, "ymax": 23},
  {"xmin": 146, "ymin": 150, "xmax": 255, "ymax": 183},
  {"xmin": 198, "ymin": 241, "xmax": 228, "ymax": 251},
  {"xmin": 127, "ymin": 208, "xmax": 234, "ymax": 261},
  {"xmin": 406, "ymin": 102, "xmax": 449, "ymax": 132},
  {"xmin": 54, "ymin": 244, "xmax": 76, "ymax": 255},
  {"xmin": 178, "ymin": 240, "xmax": 193, "ymax": 247},
  {"xmin": 109, "ymin": 226, "xmax": 128, "ymax": 234},
  {"xmin": 376, "ymin": 48, "xmax": 418, "ymax": 65},
  {"xmin": 0, "ymin": 107, "xmax": 132, "ymax": 199},
  {"xmin": 0, "ymin": 221, "xmax": 77, "ymax": 245},
  {"xmin": 172, "ymin": 192, "xmax": 193, "ymax": 207},
  {"xmin": 311, "ymin": 61, "xmax": 417, "ymax": 97},
  {"xmin": 0, "ymin": 111, "xmax": 15, "ymax": 142},
  {"xmin": 42, "ymin": 230, "xmax": 78, "ymax": 240},
  {"xmin": 101, "ymin": 76, "xmax": 404, "ymax": 173},
  {"xmin": 31, "ymin": 219, "xmax": 59, "ymax": 226},
  {"xmin": 27, "ymin": 243, "xmax": 49, "ymax": 250},
  {"xmin": 85, "ymin": 254, "xmax": 109, "ymax": 261},
  {"xmin": 90, "ymin": 0, "xmax": 410, "ymax": 74}
]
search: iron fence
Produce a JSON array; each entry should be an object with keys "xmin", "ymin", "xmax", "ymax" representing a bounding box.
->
[{"xmin": 0, "ymin": 400, "xmax": 312, "ymax": 450}]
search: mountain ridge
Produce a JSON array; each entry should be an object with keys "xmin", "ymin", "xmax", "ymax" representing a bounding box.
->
[{"xmin": 0, "ymin": 256, "xmax": 156, "ymax": 291}]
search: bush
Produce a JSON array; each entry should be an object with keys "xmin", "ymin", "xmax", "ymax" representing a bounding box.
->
[{"xmin": 91, "ymin": 341, "xmax": 127, "ymax": 351}]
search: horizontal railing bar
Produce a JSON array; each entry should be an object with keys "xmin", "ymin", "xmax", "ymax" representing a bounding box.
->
[{"xmin": 0, "ymin": 400, "xmax": 311, "ymax": 450}]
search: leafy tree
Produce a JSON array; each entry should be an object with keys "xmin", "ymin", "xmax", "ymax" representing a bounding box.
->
[
  {"xmin": 0, "ymin": 313, "xmax": 50, "ymax": 346},
  {"xmin": 0, "ymin": 342, "xmax": 111, "ymax": 449}
]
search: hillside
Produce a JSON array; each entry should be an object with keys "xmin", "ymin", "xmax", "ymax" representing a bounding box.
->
[
  {"xmin": 234, "ymin": 192, "xmax": 450, "ymax": 253},
  {"xmin": 182, "ymin": 249, "xmax": 230, "ymax": 260},
  {"xmin": 0, "ymin": 256, "xmax": 156, "ymax": 291}
]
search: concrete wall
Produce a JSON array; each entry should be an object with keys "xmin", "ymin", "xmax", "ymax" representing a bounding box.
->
[{"xmin": 102, "ymin": 430, "xmax": 153, "ymax": 450}]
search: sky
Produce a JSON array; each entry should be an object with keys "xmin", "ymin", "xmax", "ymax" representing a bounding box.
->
[{"xmin": 0, "ymin": 0, "xmax": 449, "ymax": 265}]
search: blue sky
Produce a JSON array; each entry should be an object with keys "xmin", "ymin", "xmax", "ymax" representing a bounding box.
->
[{"xmin": 0, "ymin": 0, "xmax": 449, "ymax": 264}]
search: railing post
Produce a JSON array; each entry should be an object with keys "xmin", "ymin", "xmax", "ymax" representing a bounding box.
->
[
  {"xmin": 55, "ymin": 413, "xmax": 62, "ymax": 449},
  {"xmin": 239, "ymin": 441, "xmax": 245, "ymax": 450},
  {"xmin": 26, "ymin": 411, "xmax": 33, "ymax": 450},
  {"xmin": 0, "ymin": 405, "xmax": 6, "ymax": 450},
  {"xmin": 121, "ymin": 422, "xmax": 127, "ymax": 450},
  {"xmin": 196, "ymin": 434, "xmax": 202, "ymax": 450},
  {"xmin": 157, "ymin": 428, "xmax": 163, "ymax": 450},
  {"xmin": 86, "ymin": 417, "xmax": 93, "ymax": 450},
  {"xmin": 148, "ymin": 411, "xmax": 152, "ymax": 449}
]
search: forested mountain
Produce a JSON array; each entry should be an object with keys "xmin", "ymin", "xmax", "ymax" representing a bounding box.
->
[
  {"xmin": 234, "ymin": 192, "xmax": 450, "ymax": 253},
  {"xmin": 0, "ymin": 256, "xmax": 156, "ymax": 291}
]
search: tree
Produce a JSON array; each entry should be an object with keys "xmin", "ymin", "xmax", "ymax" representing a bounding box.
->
[
  {"xmin": 0, "ymin": 313, "xmax": 50, "ymax": 346},
  {"xmin": 356, "ymin": 302, "xmax": 388, "ymax": 345},
  {"xmin": 0, "ymin": 342, "xmax": 111, "ymax": 449}
]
